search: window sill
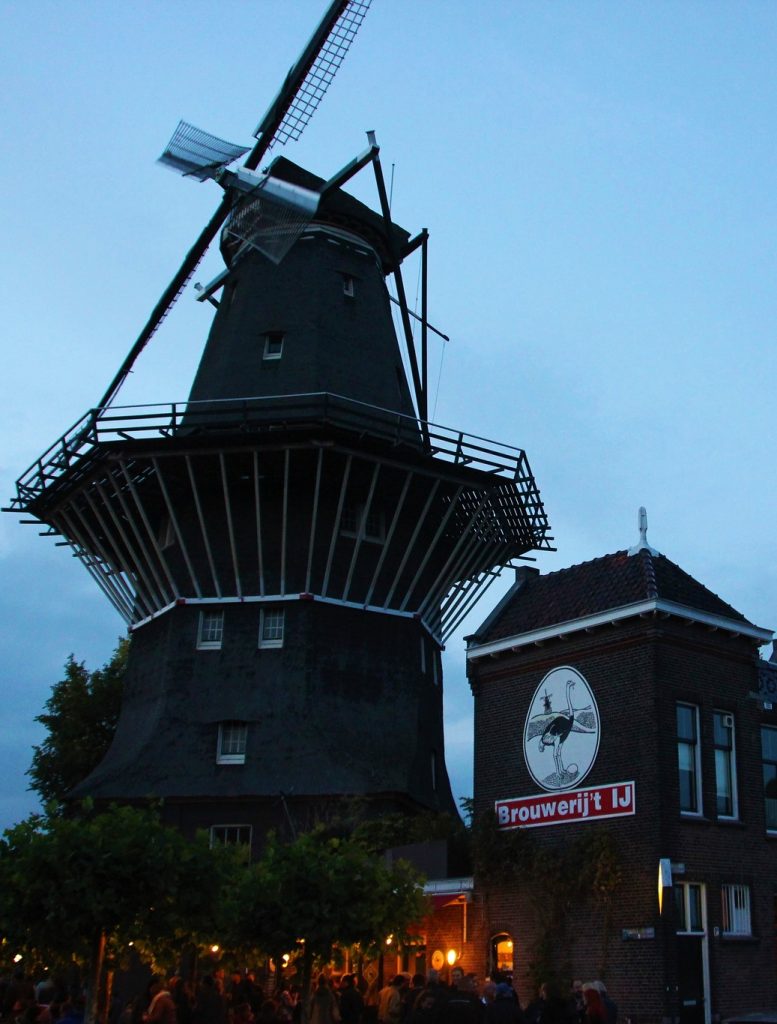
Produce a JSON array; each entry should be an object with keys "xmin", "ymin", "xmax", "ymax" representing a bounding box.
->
[
  {"xmin": 719, "ymin": 934, "xmax": 759, "ymax": 945},
  {"xmin": 197, "ymin": 643, "xmax": 222, "ymax": 651},
  {"xmin": 715, "ymin": 817, "xmax": 746, "ymax": 828},
  {"xmin": 217, "ymin": 755, "xmax": 246, "ymax": 765},
  {"xmin": 258, "ymin": 641, "xmax": 283, "ymax": 650},
  {"xmin": 680, "ymin": 813, "xmax": 711, "ymax": 824}
]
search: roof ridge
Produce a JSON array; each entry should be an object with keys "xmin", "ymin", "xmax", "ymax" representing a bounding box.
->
[
  {"xmin": 533, "ymin": 549, "xmax": 628, "ymax": 582},
  {"xmin": 638, "ymin": 548, "xmax": 659, "ymax": 600}
]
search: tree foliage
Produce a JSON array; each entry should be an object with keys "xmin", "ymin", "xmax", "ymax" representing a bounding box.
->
[
  {"xmin": 28, "ymin": 639, "xmax": 128, "ymax": 804},
  {"xmin": 234, "ymin": 828, "xmax": 428, "ymax": 1020},
  {"xmin": 0, "ymin": 804, "xmax": 235, "ymax": 1024}
]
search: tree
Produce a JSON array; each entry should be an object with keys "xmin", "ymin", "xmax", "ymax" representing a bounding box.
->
[
  {"xmin": 28, "ymin": 638, "xmax": 127, "ymax": 804},
  {"xmin": 235, "ymin": 828, "xmax": 428, "ymax": 1021},
  {"xmin": 0, "ymin": 804, "xmax": 234, "ymax": 1024}
]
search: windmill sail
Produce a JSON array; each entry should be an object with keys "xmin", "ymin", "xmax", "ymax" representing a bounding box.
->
[
  {"xmin": 223, "ymin": 175, "xmax": 319, "ymax": 265},
  {"xmin": 158, "ymin": 120, "xmax": 249, "ymax": 181}
]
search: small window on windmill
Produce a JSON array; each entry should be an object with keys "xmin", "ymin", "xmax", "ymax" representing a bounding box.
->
[
  {"xmin": 263, "ymin": 332, "xmax": 284, "ymax": 361},
  {"xmin": 342, "ymin": 274, "xmax": 356, "ymax": 298},
  {"xmin": 341, "ymin": 504, "xmax": 384, "ymax": 543}
]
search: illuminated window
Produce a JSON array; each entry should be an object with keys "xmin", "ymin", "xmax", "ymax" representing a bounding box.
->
[
  {"xmin": 259, "ymin": 607, "xmax": 284, "ymax": 649},
  {"xmin": 198, "ymin": 611, "xmax": 224, "ymax": 650},
  {"xmin": 677, "ymin": 703, "xmax": 702, "ymax": 815},
  {"xmin": 491, "ymin": 933, "xmax": 514, "ymax": 974},
  {"xmin": 217, "ymin": 721, "xmax": 247, "ymax": 764},
  {"xmin": 762, "ymin": 725, "xmax": 777, "ymax": 832},
  {"xmin": 722, "ymin": 884, "xmax": 751, "ymax": 936},
  {"xmin": 263, "ymin": 332, "xmax": 284, "ymax": 361},
  {"xmin": 714, "ymin": 711, "xmax": 738, "ymax": 819}
]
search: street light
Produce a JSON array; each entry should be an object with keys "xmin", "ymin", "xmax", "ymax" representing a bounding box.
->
[{"xmin": 658, "ymin": 858, "xmax": 673, "ymax": 914}]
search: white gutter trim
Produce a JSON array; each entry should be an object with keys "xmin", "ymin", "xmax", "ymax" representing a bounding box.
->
[{"xmin": 466, "ymin": 598, "xmax": 773, "ymax": 661}]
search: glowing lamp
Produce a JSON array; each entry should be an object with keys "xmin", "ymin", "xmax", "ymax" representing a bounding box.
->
[{"xmin": 658, "ymin": 858, "xmax": 673, "ymax": 914}]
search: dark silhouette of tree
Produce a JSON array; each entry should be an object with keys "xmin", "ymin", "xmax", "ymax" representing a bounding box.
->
[{"xmin": 28, "ymin": 638, "xmax": 127, "ymax": 804}]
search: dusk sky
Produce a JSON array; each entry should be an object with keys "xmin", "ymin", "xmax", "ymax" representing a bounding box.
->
[{"xmin": 2, "ymin": 1, "xmax": 776, "ymax": 831}]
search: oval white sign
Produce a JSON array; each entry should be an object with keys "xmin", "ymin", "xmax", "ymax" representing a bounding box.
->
[{"xmin": 523, "ymin": 666, "xmax": 600, "ymax": 792}]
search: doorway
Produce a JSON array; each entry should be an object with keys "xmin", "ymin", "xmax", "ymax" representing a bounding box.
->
[{"xmin": 674, "ymin": 882, "xmax": 711, "ymax": 1024}]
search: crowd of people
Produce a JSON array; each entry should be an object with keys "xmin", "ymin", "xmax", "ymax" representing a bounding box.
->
[{"xmin": 0, "ymin": 967, "xmax": 618, "ymax": 1024}]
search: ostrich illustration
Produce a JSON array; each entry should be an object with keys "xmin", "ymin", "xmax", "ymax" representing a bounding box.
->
[{"xmin": 527, "ymin": 679, "xmax": 596, "ymax": 783}]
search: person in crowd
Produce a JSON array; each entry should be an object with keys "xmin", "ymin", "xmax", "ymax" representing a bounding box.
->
[
  {"xmin": 407, "ymin": 971, "xmax": 447, "ymax": 1024},
  {"xmin": 309, "ymin": 976, "xmax": 339, "ymax": 1024},
  {"xmin": 194, "ymin": 976, "xmax": 226, "ymax": 1024},
  {"xmin": 523, "ymin": 984, "xmax": 548, "ymax": 1024},
  {"xmin": 255, "ymin": 1001, "xmax": 279, "ymax": 1024},
  {"xmin": 338, "ymin": 975, "xmax": 363, "ymax": 1024},
  {"xmin": 52, "ymin": 1002, "xmax": 83, "ymax": 1024},
  {"xmin": 581, "ymin": 987, "xmax": 605, "ymax": 1024},
  {"xmin": 590, "ymin": 984, "xmax": 616, "ymax": 1024},
  {"xmin": 377, "ymin": 976, "xmax": 405, "ymax": 1024},
  {"xmin": 445, "ymin": 974, "xmax": 483, "ymax": 1023},
  {"xmin": 170, "ymin": 979, "xmax": 194, "ymax": 1024},
  {"xmin": 400, "ymin": 976, "xmax": 423, "ymax": 1022},
  {"xmin": 363, "ymin": 979, "xmax": 380, "ymax": 1024},
  {"xmin": 232, "ymin": 1003, "xmax": 254, "ymax": 1024},
  {"xmin": 567, "ymin": 981, "xmax": 585, "ymax": 1024},
  {"xmin": 484, "ymin": 982, "xmax": 522, "ymax": 1024},
  {"xmin": 144, "ymin": 977, "xmax": 176, "ymax": 1024},
  {"xmin": 480, "ymin": 982, "xmax": 496, "ymax": 1010},
  {"xmin": 275, "ymin": 983, "xmax": 295, "ymax": 1024}
]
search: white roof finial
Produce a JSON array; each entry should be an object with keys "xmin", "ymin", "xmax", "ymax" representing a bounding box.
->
[{"xmin": 628, "ymin": 506, "xmax": 659, "ymax": 557}]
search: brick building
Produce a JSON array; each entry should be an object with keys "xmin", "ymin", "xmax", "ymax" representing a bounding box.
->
[{"xmin": 461, "ymin": 520, "xmax": 777, "ymax": 1022}]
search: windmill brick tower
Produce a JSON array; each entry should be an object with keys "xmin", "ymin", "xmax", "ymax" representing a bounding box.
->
[{"xmin": 8, "ymin": 1, "xmax": 552, "ymax": 849}]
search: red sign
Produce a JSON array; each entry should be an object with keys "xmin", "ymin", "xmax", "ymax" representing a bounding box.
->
[{"xmin": 495, "ymin": 780, "xmax": 636, "ymax": 830}]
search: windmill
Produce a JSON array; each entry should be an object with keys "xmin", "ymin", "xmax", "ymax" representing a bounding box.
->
[{"xmin": 8, "ymin": 0, "xmax": 553, "ymax": 847}]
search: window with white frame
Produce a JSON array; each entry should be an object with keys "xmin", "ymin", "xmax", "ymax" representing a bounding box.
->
[
  {"xmin": 217, "ymin": 721, "xmax": 247, "ymax": 764},
  {"xmin": 210, "ymin": 825, "xmax": 252, "ymax": 859},
  {"xmin": 263, "ymin": 332, "xmax": 284, "ymax": 361},
  {"xmin": 259, "ymin": 607, "xmax": 285, "ymax": 649},
  {"xmin": 674, "ymin": 881, "xmax": 704, "ymax": 933},
  {"xmin": 714, "ymin": 711, "xmax": 738, "ymax": 818},
  {"xmin": 762, "ymin": 725, "xmax": 777, "ymax": 832},
  {"xmin": 198, "ymin": 610, "xmax": 224, "ymax": 650},
  {"xmin": 677, "ymin": 703, "xmax": 702, "ymax": 815},
  {"xmin": 721, "ymin": 884, "xmax": 752, "ymax": 936}
]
